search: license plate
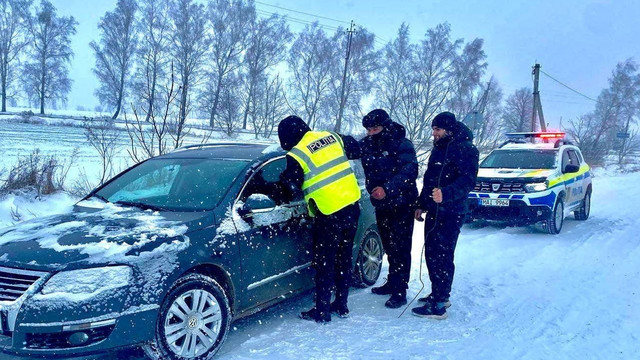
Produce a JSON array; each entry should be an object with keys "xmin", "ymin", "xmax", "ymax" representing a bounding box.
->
[{"xmin": 480, "ymin": 198, "xmax": 510, "ymax": 207}]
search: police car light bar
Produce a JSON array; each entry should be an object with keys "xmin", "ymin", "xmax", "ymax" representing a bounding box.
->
[{"xmin": 506, "ymin": 132, "xmax": 565, "ymax": 139}]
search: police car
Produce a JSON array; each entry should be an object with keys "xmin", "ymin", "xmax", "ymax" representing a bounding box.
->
[{"xmin": 467, "ymin": 132, "xmax": 592, "ymax": 234}]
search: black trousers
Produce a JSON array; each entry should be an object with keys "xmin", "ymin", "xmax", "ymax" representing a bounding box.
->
[
  {"xmin": 311, "ymin": 203, "xmax": 360, "ymax": 318},
  {"xmin": 375, "ymin": 206, "xmax": 414, "ymax": 296},
  {"xmin": 424, "ymin": 211, "xmax": 464, "ymax": 303}
]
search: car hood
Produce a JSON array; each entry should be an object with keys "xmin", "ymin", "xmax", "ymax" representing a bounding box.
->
[
  {"xmin": 478, "ymin": 168, "xmax": 555, "ymax": 179},
  {"xmin": 0, "ymin": 199, "xmax": 214, "ymax": 272}
]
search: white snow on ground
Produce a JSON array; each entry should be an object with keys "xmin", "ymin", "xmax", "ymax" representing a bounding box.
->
[
  {"xmin": 204, "ymin": 171, "xmax": 639, "ymax": 360},
  {"xmin": 0, "ymin": 170, "xmax": 637, "ymax": 360}
]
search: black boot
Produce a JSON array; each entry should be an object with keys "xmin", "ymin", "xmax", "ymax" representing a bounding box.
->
[
  {"xmin": 417, "ymin": 293, "xmax": 451, "ymax": 308},
  {"xmin": 371, "ymin": 281, "xmax": 393, "ymax": 295},
  {"xmin": 330, "ymin": 302, "xmax": 349, "ymax": 318},
  {"xmin": 384, "ymin": 291, "xmax": 407, "ymax": 309},
  {"xmin": 299, "ymin": 308, "xmax": 331, "ymax": 323}
]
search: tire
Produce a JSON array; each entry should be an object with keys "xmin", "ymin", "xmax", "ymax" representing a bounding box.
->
[
  {"xmin": 574, "ymin": 189, "xmax": 591, "ymax": 220},
  {"xmin": 353, "ymin": 230, "xmax": 384, "ymax": 287},
  {"xmin": 546, "ymin": 197, "xmax": 564, "ymax": 234},
  {"xmin": 143, "ymin": 274, "xmax": 231, "ymax": 360}
]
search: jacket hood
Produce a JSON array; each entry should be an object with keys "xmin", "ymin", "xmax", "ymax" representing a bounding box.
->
[
  {"xmin": 278, "ymin": 115, "xmax": 311, "ymax": 151},
  {"xmin": 453, "ymin": 121, "xmax": 474, "ymax": 142},
  {"xmin": 0, "ymin": 201, "xmax": 210, "ymax": 271},
  {"xmin": 385, "ymin": 121, "xmax": 407, "ymax": 141},
  {"xmin": 364, "ymin": 120, "xmax": 407, "ymax": 150}
]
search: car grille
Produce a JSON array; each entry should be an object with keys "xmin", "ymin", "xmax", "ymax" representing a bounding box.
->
[
  {"xmin": 474, "ymin": 181, "xmax": 525, "ymax": 193},
  {"xmin": 0, "ymin": 266, "xmax": 48, "ymax": 302}
]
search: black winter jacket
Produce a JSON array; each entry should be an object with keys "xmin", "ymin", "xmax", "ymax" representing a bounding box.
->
[
  {"xmin": 418, "ymin": 121, "xmax": 479, "ymax": 215},
  {"xmin": 360, "ymin": 121, "xmax": 418, "ymax": 209}
]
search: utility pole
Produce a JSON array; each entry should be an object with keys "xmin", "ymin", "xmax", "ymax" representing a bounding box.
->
[
  {"xmin": 531, "ymin": 63, "xmax": 547, "ymax": 133},
  {"xmin": 334, "ymin": 20, "xmax": 356, "ymax": 133}
]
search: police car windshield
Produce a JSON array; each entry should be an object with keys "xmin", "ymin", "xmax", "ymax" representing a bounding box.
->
[{"xmin": 480, "ymin": 149, "xmax": 557, "ymax": 169}]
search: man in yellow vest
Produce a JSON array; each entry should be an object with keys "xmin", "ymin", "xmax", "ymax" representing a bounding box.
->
[{"xmin": 277, "ymin": 115, "xmax": 362, "ymax": 323}]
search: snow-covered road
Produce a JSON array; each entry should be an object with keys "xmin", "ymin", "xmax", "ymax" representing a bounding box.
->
[{"xmin": 1, "ymin": 169, "xmax": 637, "ymax": 360}]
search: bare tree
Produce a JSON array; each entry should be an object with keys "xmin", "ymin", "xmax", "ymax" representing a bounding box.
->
[
  {"xmin": 464, "ymin": 77, "xmax": 504, "ymax": 152},
  {"xmin": 0, "ymin": 0, "xmax": 30, "ymax": 112},
  {"xmin": 125, "ymin": 66, "xmax": 178, "ymax": 163},
  {"xmin": 133, "ymin": 0, "xmax": 171, "ymax": 123},
  {"xmin": 252, "ymin": 73, "xmax": 287, "ymax": 139},
  {"xmin": 200, "ymin": 0, "xmax": 254, "ymax": 128},
  {"xmin": 83, "ymin": 118, "xmax": 121, "ymax": 185},
  {"xmin": 575, "ymin": 59, "xmax": 640, "ymax": 165},
  {"xmin": 447, "ymin": 38, "xmax": 488, "ymax": 119},
  {"xmin": 241, "ymin": 13, "xmax": 291, "ymax": 130},
  {"xmin": 91, "ymin": 0, "xmax": 137, "ymax": 119},
  {"xmin": 170, "ymin": 0, "xmax": 209, "ymax": 141},
  {"xmin": 286, "ymin": 21, "xmax": 335, "ymax": 130},
  {"xmin": 375, "ymin": 23, "xmax": 414, "ymax": 122},
  {"xmin": 397, "ymin": 23, "xmax": 461, "ymax": 156},
  {"xmin": 567, "ymin": 113, "xmax": 606, "ymax": 164},
  {"xmin": 502, "ymin": 87, "xmax": 533, "ymax": 133},
  {"xmin": 217, "ymin": 72, "xmax": 242, "ymax": 136},
  {"xmin": 328, "ymin": 26, "xmax": 379, "ymax": 133},
  {"xmin": 23, "ymin": 0, "xmax": 76, "ymax": 114}
]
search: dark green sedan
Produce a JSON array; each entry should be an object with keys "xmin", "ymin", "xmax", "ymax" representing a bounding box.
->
[{"xmin": 0, "ymin": 143, "xmax": 382, "ymax": 359}]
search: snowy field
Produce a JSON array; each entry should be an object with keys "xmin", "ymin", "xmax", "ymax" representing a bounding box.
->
[{"xmin": 0, "ymin": 120, "xmax": 638, "ymax": 360}]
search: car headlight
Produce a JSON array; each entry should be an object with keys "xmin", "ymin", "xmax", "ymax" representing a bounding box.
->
[
  {"xmin": 525, "ymin": 182, "xmax": 548, "ymax": 192},
  {"xmin": 41, "ymin": 266, "xmax": 132, "ymax": 297}
]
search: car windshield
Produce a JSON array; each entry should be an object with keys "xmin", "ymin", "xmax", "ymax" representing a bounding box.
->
[
  {"xmin": 480, "ymin": 149, "xmax": 557, "ymax": 169},
  {"xmin": 93, "ymin": 158, "xmax": 249, "ymax": 211}
]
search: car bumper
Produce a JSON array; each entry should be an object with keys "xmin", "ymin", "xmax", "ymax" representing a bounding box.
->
[
  {"xmin": 467, "ymin": 198, "xmax": 553, "ymax": 224},
  {"xmin": 0, "ymin": 305, "xmax": 158, "ymax": 358}
]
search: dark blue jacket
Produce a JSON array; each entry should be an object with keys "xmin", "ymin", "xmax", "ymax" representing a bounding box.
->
[
  {"xmin": 418, "ymin": 121, "xmax": 479, "ymax": 215},
  {"xmin": 360, "ymin": 121, "xmax": 418, "ymax": 209}
]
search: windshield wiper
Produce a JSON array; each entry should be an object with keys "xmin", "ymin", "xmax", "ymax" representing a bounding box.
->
[
  {"xmin": 91, "ymin": 193, "xmax": 109, "ymax": 202},
  {"xmin": 114, "ymin": 200, "xmax": 169, "ymax": 212}
]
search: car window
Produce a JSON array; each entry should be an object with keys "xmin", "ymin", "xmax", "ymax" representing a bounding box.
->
[
  {"xmin": 480, "ymin": 149, "xmax": 557, "ymax": 169},
  {"xmin": 350, "ymin": 160, "xmax": 366, "ymax": 186},
  {"xmin": 568, "ymin": 150, "xmax": 581, "ymax": 166},
  {"xmin": 562, "ymin": 150, "xmax": 571, "ymax": 169},
  {"xmin": 96, "ymin": 158, "xmax": 248, "ymax": 211},
  {"xmin": 240, "ymin": 157, "xmax": 303, "ymax": 203}
]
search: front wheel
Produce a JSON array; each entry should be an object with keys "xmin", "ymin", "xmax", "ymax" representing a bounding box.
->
[
  {"xmin": 546, "ymin": 198, "xmax": 564, "ymax": 234},
  {"xmin": 574, "ymin": 189, "xmax": 591, "ymax": 220},
  {"xmin": 353, "ymin": 230, "xmax": 384, "ymax": 287},
  {"xmin": 143, "ymin": 274, "xmax": 231, "ymax": 360}
]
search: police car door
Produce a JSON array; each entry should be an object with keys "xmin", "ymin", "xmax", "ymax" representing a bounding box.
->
[
  {"xmin": 235, "ymin": 157, "xmax": 313, "ymax": 308},
  {"xmin": 567, "ymin": 149, "xmax": 584, "ymax": 209}
]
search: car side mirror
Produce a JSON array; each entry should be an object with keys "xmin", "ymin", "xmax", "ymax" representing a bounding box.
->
[
  {"xmin": 238, "ymin": 194, "xmax": 276, "ymax": 218},
  {"xmin": 563, "ymin": 164, "xmax": 580, "ymax": 174}
]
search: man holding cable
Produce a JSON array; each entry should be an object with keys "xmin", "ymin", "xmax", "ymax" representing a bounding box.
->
[{"xmin": 413, "ymin": 111, "xmax": 479, "ymax": 319}]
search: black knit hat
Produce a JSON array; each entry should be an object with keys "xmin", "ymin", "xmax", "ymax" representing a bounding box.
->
[
  {"xmin": 362, "ymin": 109, "xmax": 391, "ymax": 128},
  {"xmin": 278, "ymin": 115, "xmax": 311, "ymax": 151},
  {"xmin": 432, "ymin": 111, "xmax": 457, "ymax": 131}
]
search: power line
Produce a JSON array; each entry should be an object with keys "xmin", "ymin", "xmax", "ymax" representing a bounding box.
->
[
  {"xmin": 539, "ymin": 69, "xmax": 597, "ymax": 102},
  {"xmin": 255, "ymin": 9, "xmax": 341, "ymax": 32},
  {"xmin": 255, "ymin": 1, "xmax": 350, "ymax": 25}
]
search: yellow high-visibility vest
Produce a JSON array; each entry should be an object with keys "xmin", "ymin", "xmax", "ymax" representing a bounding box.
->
[{"xmin": 288, "ymin": 131, "xmax": 361, "ymax": 216}]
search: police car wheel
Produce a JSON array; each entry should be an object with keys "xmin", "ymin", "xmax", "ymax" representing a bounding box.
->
[
  {"xmin": 546, "ymin": 198, "xmax": 564, "ymax": 234},
  {"xmin": 353, "ymin": 230, "xmax": 384, "ymax": 287},
  {"xmin": 574, "ymin": 189, "xmax": 591, "ymax": 221}
]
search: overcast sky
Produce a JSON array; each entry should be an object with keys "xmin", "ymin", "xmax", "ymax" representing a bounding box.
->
[{"xmin": 51, "ymin": 0, "xmax": 640, "ymax": 128}]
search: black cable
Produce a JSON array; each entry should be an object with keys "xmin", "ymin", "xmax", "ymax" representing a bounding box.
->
[
  {"xmin": 539, "ymin": 69, "xmax": 597, "ymax": 102},
  {"xmin": 398, "ymin": 139, "xmax": 451, "ymax": 317},
  {"xmin": 255, "ymin": 1, "xmax": 351, "ymax": 25}
]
